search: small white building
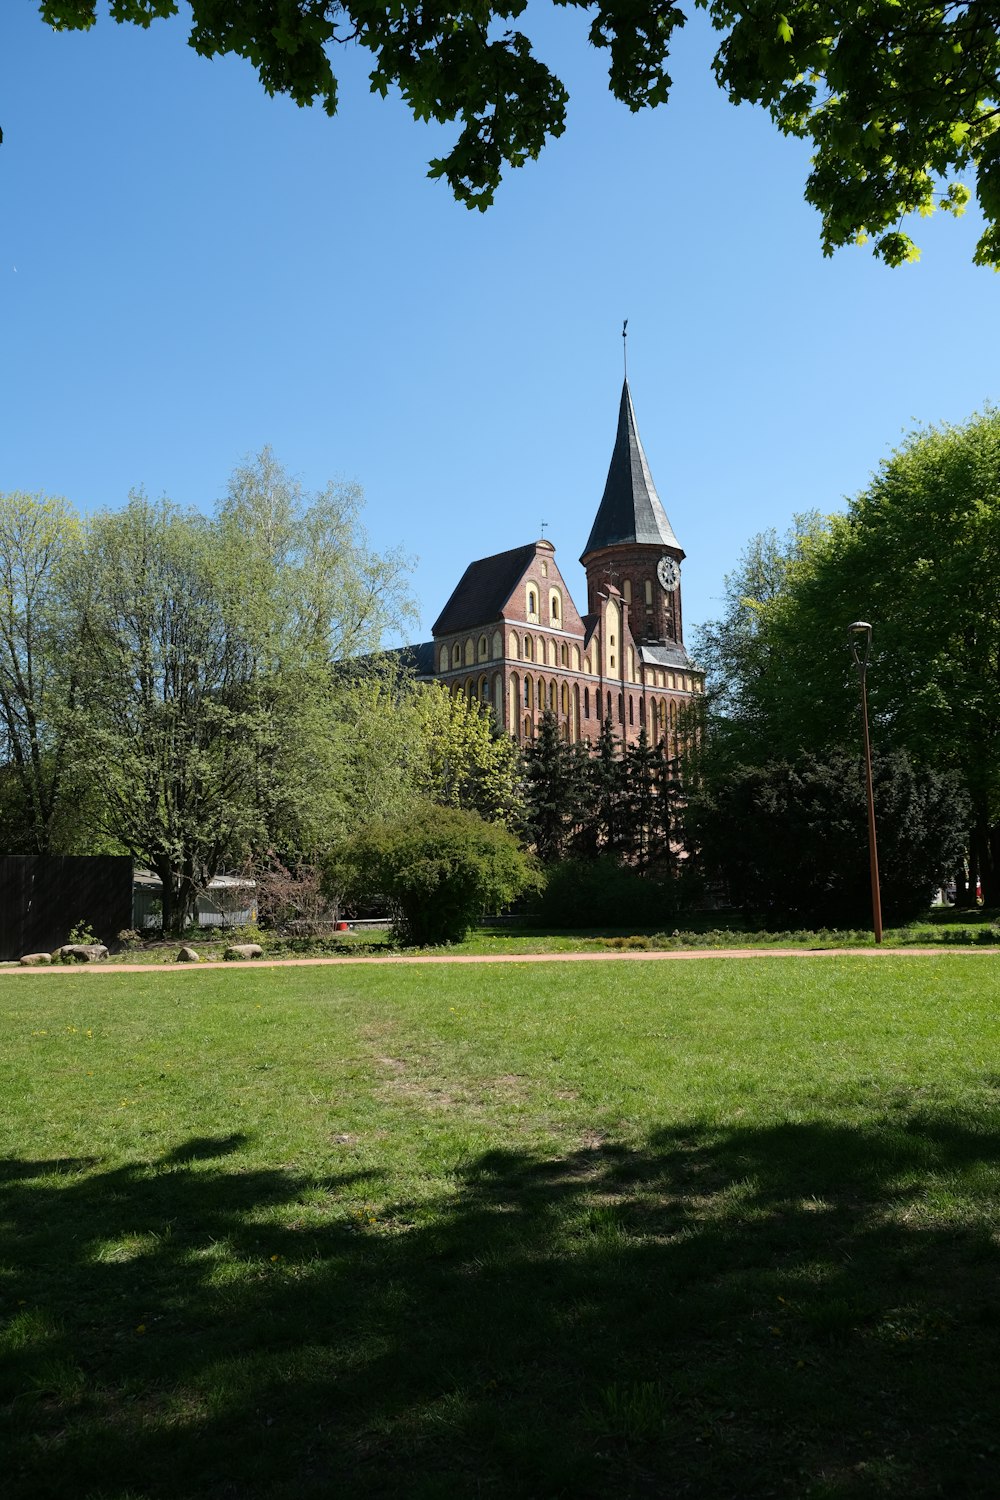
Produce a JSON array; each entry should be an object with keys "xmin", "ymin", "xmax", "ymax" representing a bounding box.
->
[{"xmin": 132, "ymin": 871, "xmax": 257, "ymax": 930}]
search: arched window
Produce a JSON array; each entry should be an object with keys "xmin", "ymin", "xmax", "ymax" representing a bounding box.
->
[
  {"xmin": 639, "ymin": 696, "xmax": 646, "ymax": 726},
  {"xmin": 524, "ymin": 635, "xmax": 533, "ymax": 662},
  {"xmin": 549, "ymin": 680, "xmax": 556, "ymax": 711},
  {"xmin": 524, "ymin": 716, "xmax": 533, "ymax": 739},
  {"xmin": 629, "ymin": 696, "xmax": 634, "ymax": 726},
  {"xmin": 618, "ymin": 693, "xmax": 624, "ymax": 725},
  {"xmin": 607, "ymin": 691, "xmax": 613, "ymax": 721},
  {"xmin": 561, "ymin": 683, "xmax": 569, "ymax": 715},
  {"xmin": 584, "ymin": 656, "xmax": 592, "ymax": 676},
  {"xmin": 525, "ymin": 677, "xmax": 533, "ymax": 709},
  {"xmin": 509, "ymin": 674, "xmax": 520, "ymax": 727},
  {"xmin": 478, "ymin": 635, "xmax": 488, "ymax": 661},
  {"xmin": 549, "ymin": 588, "xmax": 562, "ymax": 624},
  {"xmin": 439, "ymin": 646, "xmax": 449, "ymax": 673},
  {"xmin": 452, "ymin": 642, "xmax": 461, "ymax": 668},
  {"xmin": 508, "ymin": 631, "xmax": 519, "ymax": 659},
  {"xmin": 644, "ymin": 579, "xmax": 653, "ymax": 606},
  {"xmin": 493, "ymin": 673, "xmax": 502, "ymax": 720},
  {"xmin": 548, "ymin": 639, "xmax": 557, "ymax": 667},
  {"xmin": 492, "ymin": 631, "xmax": 502, "ymax": 659},
  {"xmin": 527, "ymin": 586, "xmax": 539, "ymax": 620},
  {"xmin": 479, "ymin": 675, "xmax": 490, "ymax": 701},
  {"xmin": 628, "ymin": 646, "xmax": 635, "ymax": 681},
  {"xmin": 464, "ymin": 638, "xmax": 474, "ymax": 666},
  {"xmin": 623, "ymin": 579, "xmax": 632, "ymax": 605},
  {"xmin": 584, "ymin": 687, "xmax": 590, "ymax": 718},
  {"xmin": 560, "ymin": 642, "xmax": 569, "ymax": 667},
  {"xmin": 572, "ymin": 645, "xmax": 580, "ymax": 670}
]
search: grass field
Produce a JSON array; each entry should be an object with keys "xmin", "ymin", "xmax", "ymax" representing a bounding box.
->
[{"xmin": 3, "ymin": 955, "xmax": 1000, "ymax": 1497}]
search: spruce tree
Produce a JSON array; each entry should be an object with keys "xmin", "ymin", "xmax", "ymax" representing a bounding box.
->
[{"xmin": 522, "ymin": 710, "xmax": 581, "ymax": 863}]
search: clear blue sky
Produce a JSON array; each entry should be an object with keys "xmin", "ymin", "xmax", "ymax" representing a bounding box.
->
[{"xmin": 2, "ymin": 2, "xmax": 997, "ymax": 645}]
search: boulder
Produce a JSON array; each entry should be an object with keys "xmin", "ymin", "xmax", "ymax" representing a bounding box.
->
[
  {"xmin": 224, "ymin": 943, "xmax": 264, "ymax": 961},
  {"xmin": 176, "ymin": 946, "xmax": 200, "ymax": 963},
  {"xmin": 19, "ymin": 952, "xmax": 52, "ymax": 966},
  {"xmin": 58, "ymin": 944, "xmax": 110, "ymax": 963}
]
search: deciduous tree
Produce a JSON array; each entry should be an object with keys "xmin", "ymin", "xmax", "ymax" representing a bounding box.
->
[
  {"xmin": 0, "ymin": 491, "xmax": 82, "ymax": 852},
  {"xmin": 695, "ymin": 409, "xmax": 1000, "ymax": 903},
  {"xmin": 66, "ymin": 454, "xmax": 413, "ymax": 932}
]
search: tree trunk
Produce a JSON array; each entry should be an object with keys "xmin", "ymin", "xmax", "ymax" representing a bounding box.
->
[
  {"xmin": 955, "ymin": 825, "xmax": 978, "ymax": 907},
  {"xmin": 155, "ymin": 857, "xmax": 199, "ymax": 936},
  {"xmin": 983, "ymin": 820, "xmax": 1000, "ymax": 909}
]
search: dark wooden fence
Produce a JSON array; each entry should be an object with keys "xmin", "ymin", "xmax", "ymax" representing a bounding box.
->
[{"xmin": 0, "ymin": 856, "xmax": 133, "ymax": 961}]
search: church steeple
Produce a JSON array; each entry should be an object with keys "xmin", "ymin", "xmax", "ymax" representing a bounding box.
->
[{"xmin": 580, "ymin": 380, "xmax": 682, "ymax": 563}]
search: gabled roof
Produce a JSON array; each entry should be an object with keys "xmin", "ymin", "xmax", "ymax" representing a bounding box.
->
[
  {"xmin": 432, "ymin": 543, "xmax": 538, "ymax": 636},
  {"xmin": 581, "ymin": 380, "xmax": 682, "ymax": 559}
]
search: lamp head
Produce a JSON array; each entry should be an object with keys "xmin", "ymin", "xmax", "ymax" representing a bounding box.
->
[{"xmin": 847, "ymin": 620, "xmax": 872, "ymax": 669}]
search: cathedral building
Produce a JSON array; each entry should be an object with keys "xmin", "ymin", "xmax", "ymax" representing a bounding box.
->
[{"xmin": 410, "ymin": 378, "xmax": 704, "ymax": 749}]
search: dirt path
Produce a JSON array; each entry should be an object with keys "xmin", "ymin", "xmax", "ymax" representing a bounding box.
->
[{"xmin": 2, "ymin": 946, "xmax": 996, "ymax": 974}]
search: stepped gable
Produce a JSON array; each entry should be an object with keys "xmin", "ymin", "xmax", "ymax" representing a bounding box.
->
[
  {"xmin": 431, "ymin": 543, "xmax": 537, "ymax": 636},
  {"xmin": 581, "ymin": 379, "xmax": 682, "ymax": 559}
]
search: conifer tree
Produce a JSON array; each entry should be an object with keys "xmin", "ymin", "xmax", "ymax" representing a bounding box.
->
[{"xmin": 522, "ymin": 709, "xmax": 581, "ymax": 864}]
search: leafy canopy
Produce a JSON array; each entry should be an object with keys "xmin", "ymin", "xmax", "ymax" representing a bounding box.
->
[{"xmin": 33, "ymin": 0, "xmax": 1000, "ymax": 263}]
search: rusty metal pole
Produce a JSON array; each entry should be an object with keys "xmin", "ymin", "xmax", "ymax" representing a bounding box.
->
[{"xmin": 848, "ymin": 622, "xmax": 883, "ymax": 945}]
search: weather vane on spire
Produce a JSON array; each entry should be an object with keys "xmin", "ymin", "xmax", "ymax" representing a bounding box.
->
[
  {"xmin": 540, "ymin": 519, "xmax": 548, "ymax": 539},
  {"xmin": 622, "ymin": 318, "xmax": 628, "ymax": 381}
]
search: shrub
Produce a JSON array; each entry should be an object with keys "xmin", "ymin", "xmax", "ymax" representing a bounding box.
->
[
  {"xmin": 330, "ymin": 802, "xmax": 537, "ymax": 946},
  {"xmin": 535, "ymin": 857, "xmax": 679, "ymax": 930}
]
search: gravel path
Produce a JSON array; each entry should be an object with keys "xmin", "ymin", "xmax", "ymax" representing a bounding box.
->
[{"xmin": 2, "ymin": 946, "xmax": 996, "ymax": 974}]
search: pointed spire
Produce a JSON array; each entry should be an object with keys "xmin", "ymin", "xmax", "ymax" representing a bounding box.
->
[{"xmin": 581, "ymin": 380, "xmax": 682, "ymax": 560}]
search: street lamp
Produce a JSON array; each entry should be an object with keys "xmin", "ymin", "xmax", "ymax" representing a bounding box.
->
[{"xmin": 848, "ymin": 621, "xmax": 883, "ymax": 944}]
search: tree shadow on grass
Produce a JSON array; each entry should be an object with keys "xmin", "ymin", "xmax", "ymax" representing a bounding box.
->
[{"xmin": 4, "ymin": 1114, "xmax": 1000, "ymax": 1499}]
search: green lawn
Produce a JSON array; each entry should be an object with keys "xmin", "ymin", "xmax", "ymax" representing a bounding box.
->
[{"xmin": 3, "ymin": 956, "xmax": 1000, "ymax": 1497}]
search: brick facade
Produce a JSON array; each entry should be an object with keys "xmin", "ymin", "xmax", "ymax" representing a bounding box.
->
[{"xmin": 417, "ymin": 380, "xmax": 704, "ymax": 752}]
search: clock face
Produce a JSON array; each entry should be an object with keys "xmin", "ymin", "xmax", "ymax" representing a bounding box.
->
[{"xmin": 657, "ymin": 556, "xmax": 680, "ymax": 592}]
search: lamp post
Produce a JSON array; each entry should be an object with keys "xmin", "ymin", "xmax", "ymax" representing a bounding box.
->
[{"xmin": 848, "ymin": 621, "xmax": 882, "ymax": 945}]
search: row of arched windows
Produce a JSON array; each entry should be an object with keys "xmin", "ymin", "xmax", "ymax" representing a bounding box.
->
[
  {"xmin": 507, "ymin": 631, "xmax": 584, "ymax": 671},
  {"xmin": 502, "ymin": 678, "xmax": 686, "ymax": 749},
  {"xmin": 440, "ymin": 631, "xmax": 504, "ymax": 673}
]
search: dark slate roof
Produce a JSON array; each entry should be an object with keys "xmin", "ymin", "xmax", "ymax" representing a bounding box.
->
[
  {"xmin": 581, "ymin": 380, "xmax": 682, "ymax": 559},
  {"xmin": 580, "ymin": 612, "xmax": 601, "ymax": 648},
  {"xmin": 392, "ymin": 640, "xmax": 437, "ymax": 677},
  {"xmin": 640, "ymin": 642, "xmax": 697, "ymax": 671},
  {"xmin": 432, "ymin": 543, "xmax": 537, "ymax": 636}
]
